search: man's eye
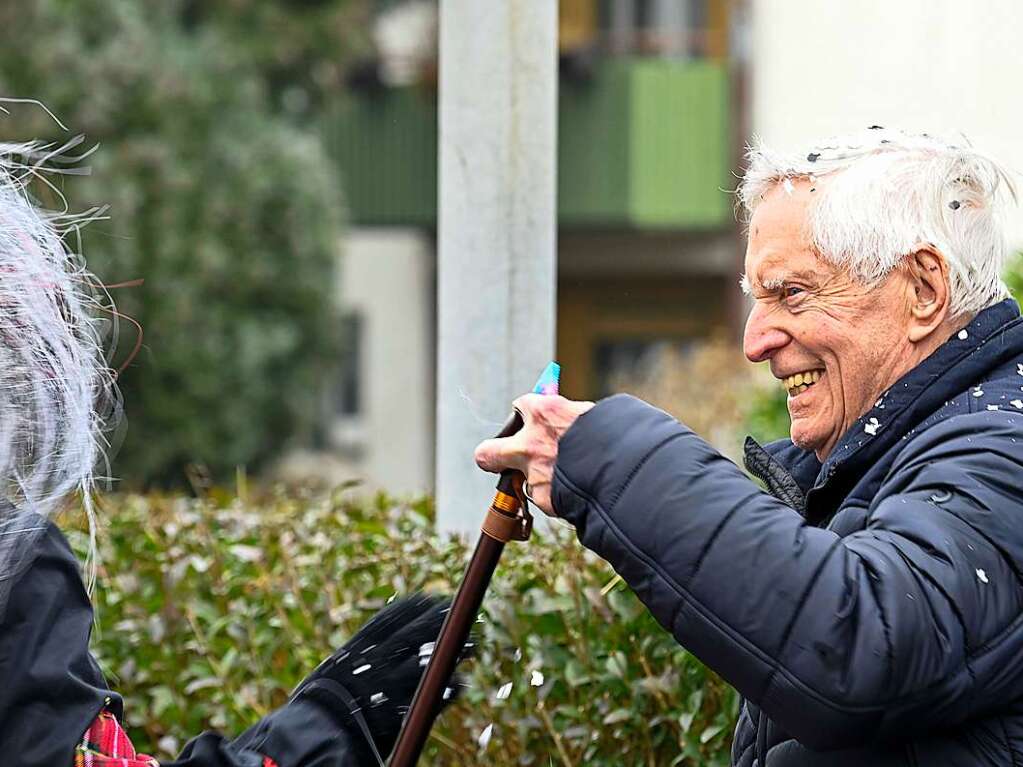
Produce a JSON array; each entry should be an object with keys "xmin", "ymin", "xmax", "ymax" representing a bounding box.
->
[{"xmin": 781, "ymin": 286, "xmax": 806, "ymax": 304}]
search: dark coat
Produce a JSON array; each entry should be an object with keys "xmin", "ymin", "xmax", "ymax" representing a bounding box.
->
[
  {"xmin": 552, "ymin": 298, "xmax": 1023, "ymax": 766},
  {"xmin": 0, "ymin": 520, "xmax": 368, "ymax": 767}
]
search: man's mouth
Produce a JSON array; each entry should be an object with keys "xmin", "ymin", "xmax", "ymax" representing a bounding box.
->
[{"xmin": 782, "ymin": 368, "xmax": 824, "ymax": 397}]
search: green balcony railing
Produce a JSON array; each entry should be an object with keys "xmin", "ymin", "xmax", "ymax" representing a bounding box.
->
[
  {"xmin": 322, "ymin": 58, "xmax": 732, "ymax": 230},
  {"xmin": 323, "ymin": 88, "xmax": 439, "ymax": 226}
]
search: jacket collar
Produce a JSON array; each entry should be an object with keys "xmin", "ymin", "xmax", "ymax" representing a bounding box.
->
[{"xmin": 754, "ymin": 298, "xmax": 1023, "ymax": 516}]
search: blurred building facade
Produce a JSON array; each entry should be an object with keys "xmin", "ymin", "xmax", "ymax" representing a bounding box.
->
[
  {"xmin": 748, "ymin": 0, "xmax": 1023, "ymax": 249},
  {"xmin": 284, "ymin": 0, "xmax": 1023, "ymax": 495},
  {"xmin": 296, "ymin": 0, "xmax": 741, "ymax": 494}
]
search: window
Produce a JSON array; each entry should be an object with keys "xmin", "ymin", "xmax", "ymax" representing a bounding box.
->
[
  {"xmin": 593, "ymin": 336, "xmax": 694, "ymax": 398},
  {"xmin": 334, "ymin": 312, "xmax": 363, "ymax": 417},
  {"xmin": 600, "ymin": 0, "xmax": 720, "ymax": 58}
]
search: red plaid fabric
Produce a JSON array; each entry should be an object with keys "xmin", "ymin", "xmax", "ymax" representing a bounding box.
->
[
  {"xmin": 74, "ymin": 708, "xmax": 278, "ymax": 767},
  {"xmin": 74, "ymin": 709, "xmax": 158, "ymax": 767}
]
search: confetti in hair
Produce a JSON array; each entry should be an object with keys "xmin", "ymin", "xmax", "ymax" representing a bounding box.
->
[
  {"xmin": 738, "ymin": 127, "xmax": 1018, "ymax": 318},
  {"xmin": 0, "ymin": 104, "xmax": 119, "ymax": 597}
]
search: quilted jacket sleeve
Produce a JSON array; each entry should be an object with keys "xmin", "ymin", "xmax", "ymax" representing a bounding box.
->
[
  {"xmin": 551, "ymin": 394, "xmax": 1023, "ymax": 749},
  {"xmin": 165, "ymin": 693, "xmax": 370, "ymax": 767}
]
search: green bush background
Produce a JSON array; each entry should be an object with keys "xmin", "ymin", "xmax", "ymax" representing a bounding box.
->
[
  {"xmin": 73, "ymin": 490, "xmax": 737, "ymax": 766},
  {"xmin": 0, "ymin": 0, "xmax": 347, "ymax": 485}
]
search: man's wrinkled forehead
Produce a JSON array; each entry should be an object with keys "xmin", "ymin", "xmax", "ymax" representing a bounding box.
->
[{"xmin": 744, "ymin": 176, "xmax": 839, "ymax": 292}]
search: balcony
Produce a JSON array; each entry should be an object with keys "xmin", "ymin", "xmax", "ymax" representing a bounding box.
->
[{"xmin": 322, "ymin": 57, "xmax": 732, "ymax": 230}]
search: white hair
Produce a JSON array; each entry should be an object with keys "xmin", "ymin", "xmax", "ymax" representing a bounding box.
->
[
  {"xmin": 0, "ymin": 132, "xmax": 118, "ymax": 597},
  {"xmin": 738, "ymin": 127, "xmax": 1018, "ymax": 318}
]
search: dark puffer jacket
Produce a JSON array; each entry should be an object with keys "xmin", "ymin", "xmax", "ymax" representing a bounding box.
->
[
  {"xmin": 552, "ymin": 298, "xmax": 1023, "ymax": 766},
  {"xmin": 0, "ymin": 520, "xmax": 370, "ymax": 767}
]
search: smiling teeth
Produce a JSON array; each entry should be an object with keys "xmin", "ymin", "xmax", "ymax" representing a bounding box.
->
[{"xmin": 783, "ymin": 369, "xmax": 823, "ymax": 391}]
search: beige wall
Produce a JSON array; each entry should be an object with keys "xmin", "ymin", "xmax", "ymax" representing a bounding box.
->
[
  {"xmin": 750, "ymin": 0, "xmax": 1023, "ymax": 247},
  {"xmin": 340, "ymin": 228, "xmax": 435, "ymax": 495},
  {"xmin": 278, "ymin": 228, "xmax": 436, "ymax": 495}
]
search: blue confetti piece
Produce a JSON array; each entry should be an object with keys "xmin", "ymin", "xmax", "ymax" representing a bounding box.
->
[{"xmin": 532, "ymin": 361, "xmax": 561, "ymax": 396}]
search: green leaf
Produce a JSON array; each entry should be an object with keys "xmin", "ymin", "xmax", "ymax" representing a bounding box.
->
[
  {"xmin": 606, "ymin": 651, "xmax": 629, "ymax": 679},
  {"xmin": 679, "ymin": 712, "xmax": 695, "ymax": 733},
  {"xmin": 700, "ymin": 724, "xmax": 725, "ymax": 744},
  {"xmin": 564, "ymin": 659, "xmax": 592, "ymax": 687},
  {"xmin": 606, "ymin": 587, "xmax": 644, "ymax": 622},
  {"xmin": 603, "ymin": 708, "xmax": 633, "ymax": 725},
  {"xmin": 150, "ymin": 685, "xmax": 177, "ymax": 718}
]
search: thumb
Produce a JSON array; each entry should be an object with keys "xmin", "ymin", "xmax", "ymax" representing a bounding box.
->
[{"xmin": 474, "ymin": 435, "xmax": 525, "ymax": 474}]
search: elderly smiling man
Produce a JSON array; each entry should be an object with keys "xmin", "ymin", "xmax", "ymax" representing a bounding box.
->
[{"xmin": 476, "ymin": 129, "xmax": 1023, "ymax": 766}]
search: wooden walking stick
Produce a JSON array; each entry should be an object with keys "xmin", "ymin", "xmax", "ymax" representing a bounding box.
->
[{"xmin": 387, "ymin": 362, "xmax": 560, "ymax": 767}]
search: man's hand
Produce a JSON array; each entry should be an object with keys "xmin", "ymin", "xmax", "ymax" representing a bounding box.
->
[{"xmin": 474, "ymin": 394, "xmax": 594, "ymax": 516}]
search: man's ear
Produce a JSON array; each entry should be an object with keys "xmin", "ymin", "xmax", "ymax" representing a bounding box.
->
[{"xmin": 905, "ymin": 247, "xmax": 951, "ymax": 343}]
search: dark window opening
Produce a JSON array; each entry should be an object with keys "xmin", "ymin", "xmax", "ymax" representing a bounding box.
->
[{"xmin": 334, "ymin": 312, "xmax": 363, "ymax": 417}]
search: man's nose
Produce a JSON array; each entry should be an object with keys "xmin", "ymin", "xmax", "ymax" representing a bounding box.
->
[{"xmin": 743, "ymin": 303, "xmax": 791, "ymax": 363}]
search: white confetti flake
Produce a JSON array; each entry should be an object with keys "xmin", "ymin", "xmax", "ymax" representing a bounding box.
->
[
  {"xmin": 1011, "ymin": 400, "xmax": 1023, "ymax": 409},
  {"xmin": 478, "ymin": 723, "xmax": 494, "ymax": 749},
  {"xmin": 1017, "ymin": 363, "xmax": 1023, "ymax": 376},
  {"xmin": 352, "ymin": 664, "xmax": 371, "ymax": 675},
  {"xmin": 976, "ymin": 568, "xmax": 989, "ymax": 584},
  {"xmin": 418, "ymin": 641, "xmax": 435, "ymax": 667},
  {"xmin": 443, "ymin": 687, "xmax": 454, "ymax": 700},
  {"xmin": 864, "ymin": 418, "xmax": 880, "ymax": 436},
  {"xmin": 958, "ymin": 329, "xmax": 969, "ymax": 340},
  {"xmin": 530, "ymin": 670, "xmax": 545, "ymax": 687},
  {"xmin": 512, "ymin": 648, "xmax": 522, "ymax": 662},
  {"xmin": 370, "ymin": 692, "xmax": 388, "ymax": 706},
  {"xmin": 495, "ymin": 682, "xmax": 513, "ymax": 700},
  {"xmin": 972, "ymin": 388, "xmax": 984, "ymax": 398},
  {"xmin": 987, "ymin": 405, "xmax": 1001, "ymax": 411}
]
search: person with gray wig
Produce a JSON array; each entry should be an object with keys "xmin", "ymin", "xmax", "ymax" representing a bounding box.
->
[
  {"xmin": 0, "ymin": 138, "xmax": 463, "ymax": 766},
  {"xmin": 477, "ymin": 127, "xmax": 1023, "ymax": 765}
]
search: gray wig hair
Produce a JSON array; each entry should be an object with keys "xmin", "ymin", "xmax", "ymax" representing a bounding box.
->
[
  {"xmin": 0, "ymin": 132, "xmax": 116, "ymax": 602},
  {"xmin": 738, "ymin": 128, "xmax": 1018, "ymax": 318}
]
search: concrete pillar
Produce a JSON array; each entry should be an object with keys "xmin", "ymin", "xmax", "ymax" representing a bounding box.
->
[{"xmin": 435, "ymin": 1, "xmax": 558, "ymax": 534}]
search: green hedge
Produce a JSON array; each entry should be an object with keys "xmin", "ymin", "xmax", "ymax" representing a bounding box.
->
[{"xmin": 70, "ymin": 490, "xmax": 737, "ymax": 765}]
